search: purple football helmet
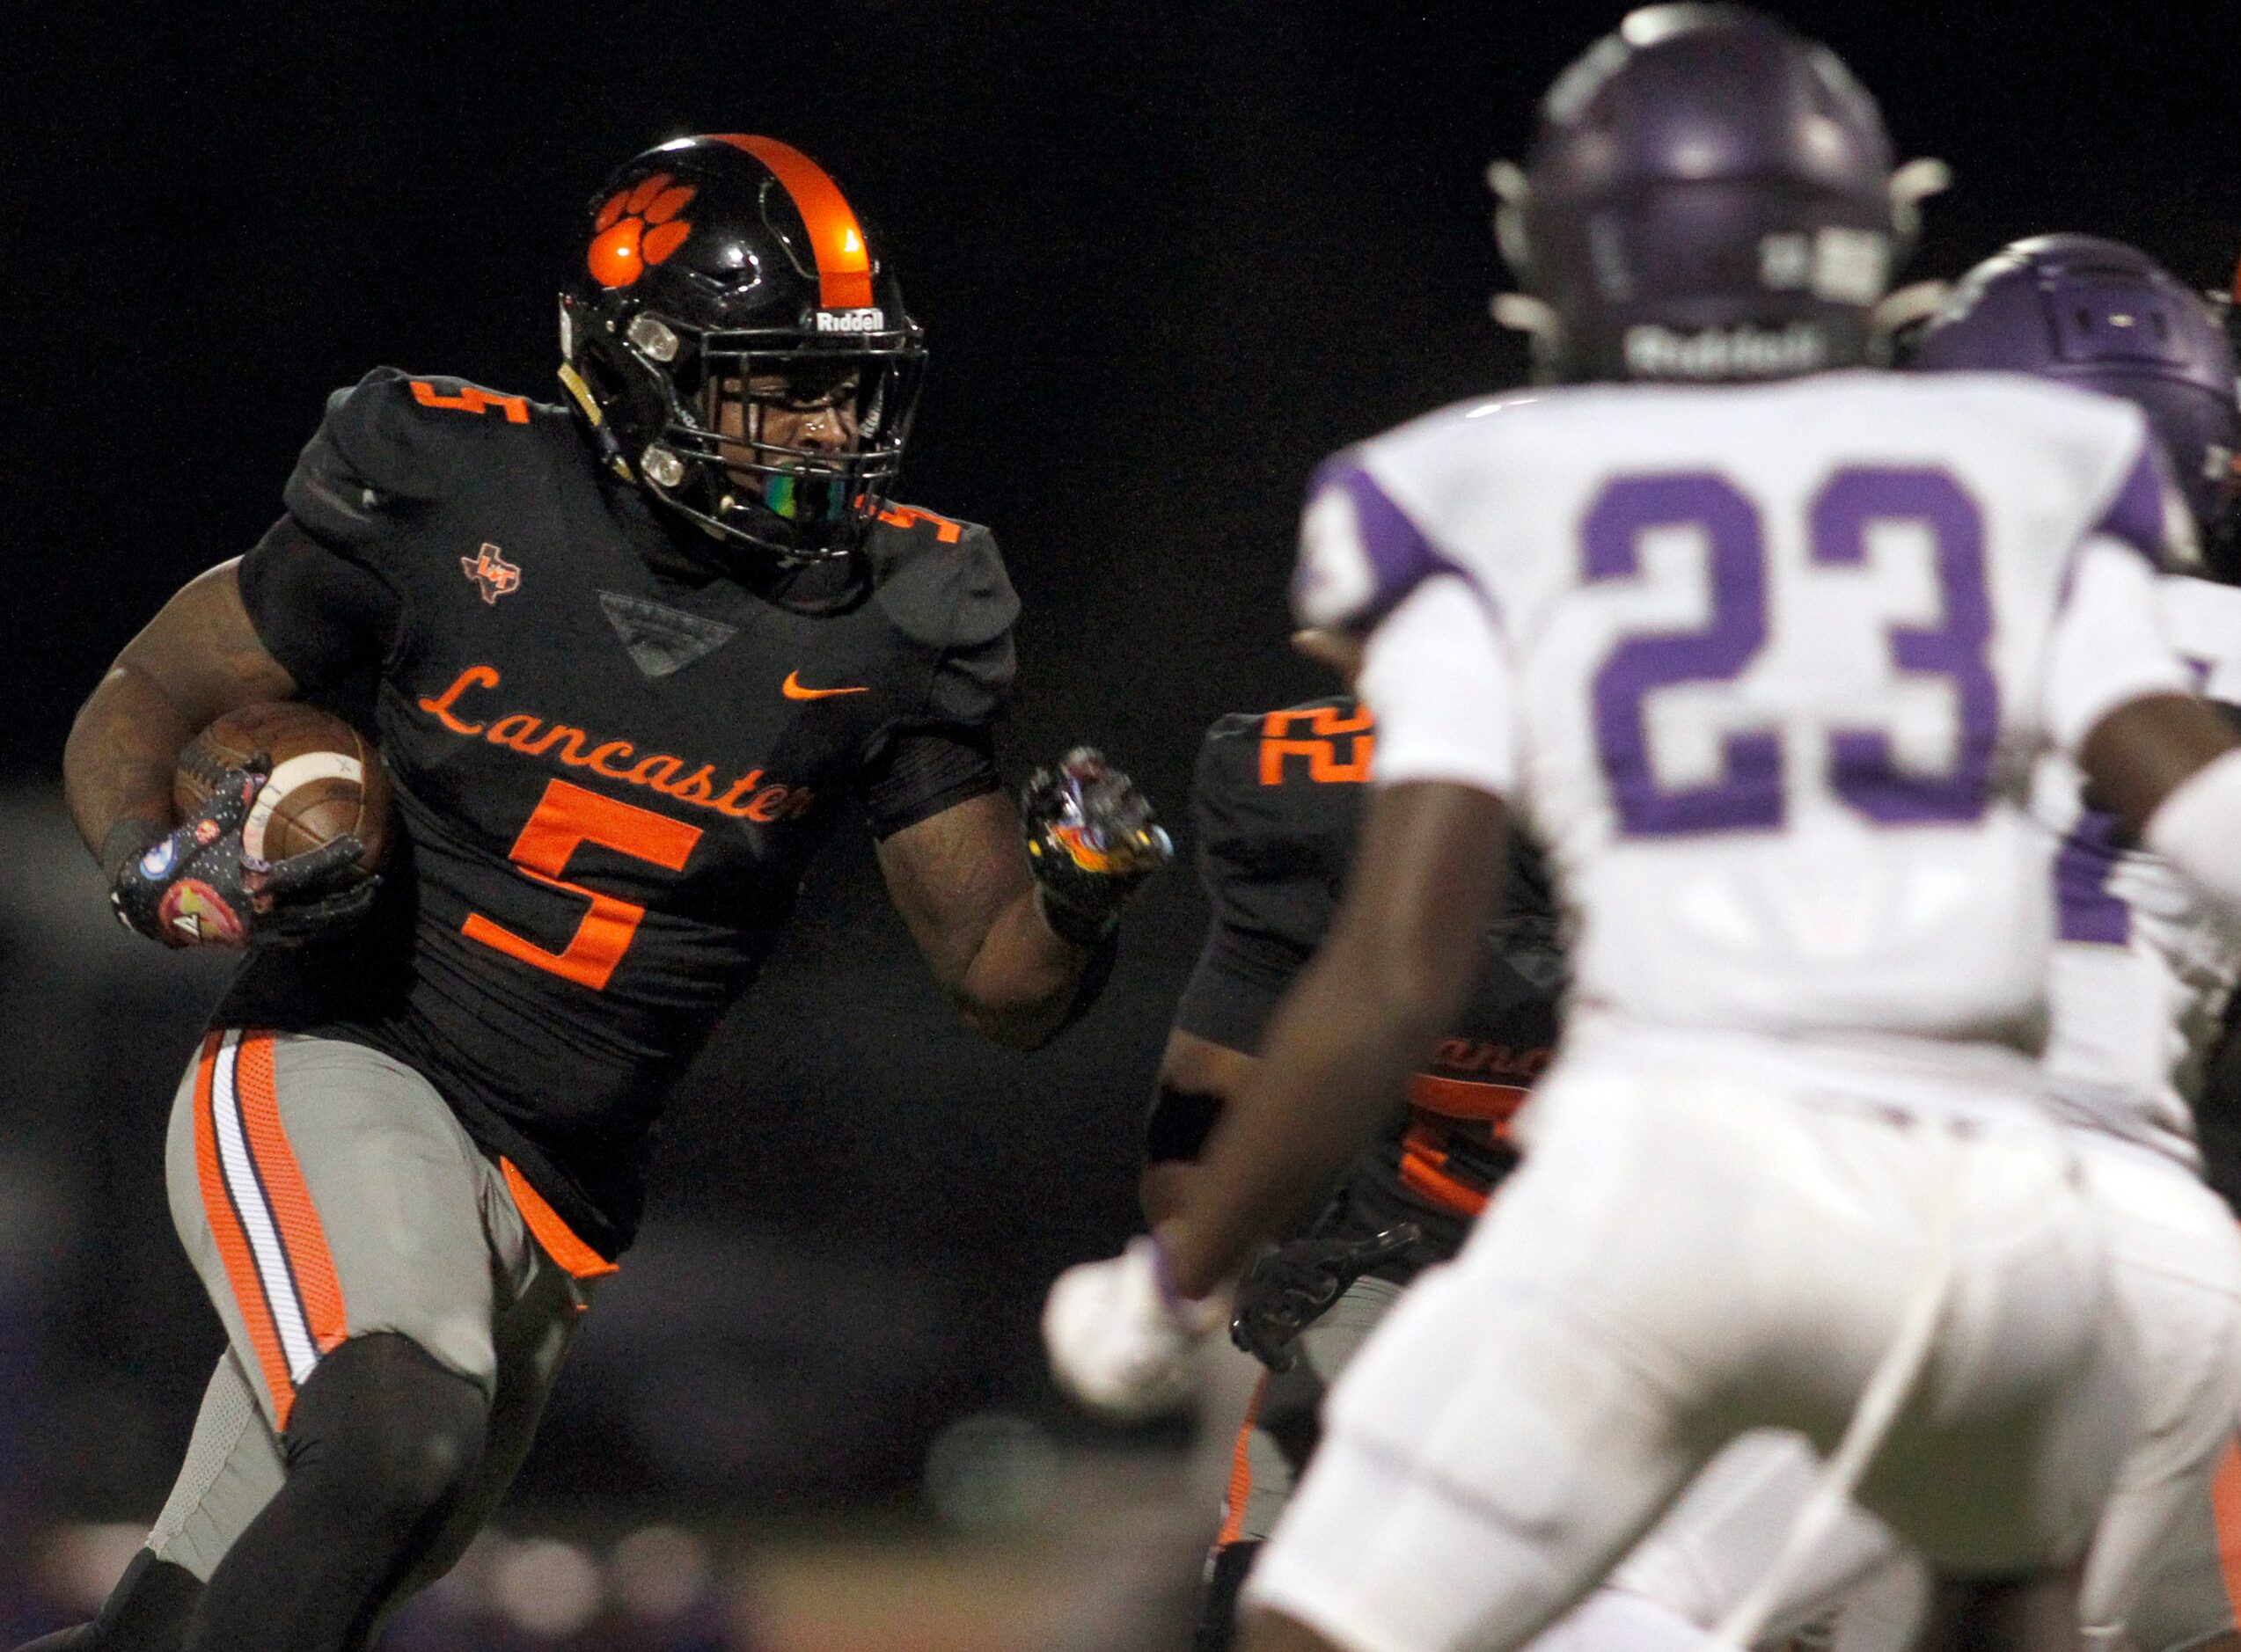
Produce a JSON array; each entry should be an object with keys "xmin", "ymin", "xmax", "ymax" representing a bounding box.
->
[
  {"xmin": 1913, "ymin": 234, "xmax": 2241, "ymax": 554},
  {"xmin": 1495, "ymin": 5, "xmax": 1918, "ymax": 385}
]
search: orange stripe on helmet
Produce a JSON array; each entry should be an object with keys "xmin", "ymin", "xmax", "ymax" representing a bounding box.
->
[
  {"xmin": 713, "ymin": 135, "xmax": 875, "ymax": 311},
  {"xmin": 234, "ymin": 1034, "xmax": 349, "ymax": 1356},
  {"xmin": 193, "ymin": 1033, "xmax": 300, "ymax": 1426}
]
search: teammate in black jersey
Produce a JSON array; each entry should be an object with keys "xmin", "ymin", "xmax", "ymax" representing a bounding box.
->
[
  {"xmin": 1141, "ymin": 660, "xmax": 1563, "ymax": 1652},
  {"xmin": 42, "ymin": 135, "xmax": 1168, "ymax": 1652}
]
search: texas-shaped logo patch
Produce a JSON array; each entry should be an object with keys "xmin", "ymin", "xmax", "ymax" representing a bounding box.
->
[{"xmin": 462, "ymin": 543, "xmax": 523, "ymax": 605}]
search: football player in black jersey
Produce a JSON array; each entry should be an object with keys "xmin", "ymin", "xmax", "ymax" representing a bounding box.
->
[
  {"xmin": 40, "ymin": 134, "xmax": 1168, "ymax": 1652},
  {"xmin": 1141, "ymin": 638, "xmax": 1564, "ymax": 1652}
]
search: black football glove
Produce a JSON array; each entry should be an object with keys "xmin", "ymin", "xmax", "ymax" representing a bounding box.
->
[
  {"xmin": 1230, "ymin": 1223, "xmax": 1423, "ymax": 1372},
  {"xmin": 109, "ymin": 749, "xmax": 378, "ymax": 949},
  {"xmin": 1021, "ymin": 747, "xmax": 1173, "ymax": 947}
]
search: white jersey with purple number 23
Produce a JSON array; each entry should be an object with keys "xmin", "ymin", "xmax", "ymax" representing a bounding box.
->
[{"xmin": 1298, "ymin": 370, "xmax": 2190, "ymax": 1082}]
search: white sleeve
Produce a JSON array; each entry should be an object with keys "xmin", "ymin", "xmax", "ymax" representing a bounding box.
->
[
  {"xmin": 1358, "ymin": 574, "xmax": 1517, "ymax": 797},
  {"xmin": 2041, "ymin": 538, "xmax": 2193, "ymax": 759}
]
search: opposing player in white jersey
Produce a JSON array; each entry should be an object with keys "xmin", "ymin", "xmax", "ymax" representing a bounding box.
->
[
  {"xmin": 1044, "ymin": 11, "xmax": 2241, "ymax": 1652},
  {"xmin": 1525, "ymin": 234, "xmax": 2241, "ymax": 1652}
]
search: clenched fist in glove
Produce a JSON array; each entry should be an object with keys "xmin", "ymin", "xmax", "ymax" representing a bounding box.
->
[
  {"xmin": 1043, "ymin": 1235, "xmax": 1226, "ymax": 1422},
  {"xmin": 109, "ymin": 750, "xmax": 378, "ymax": 948},
  {"xmin": 1021, "ymin": 748, "xmax": 1173, "ymax": 947}
]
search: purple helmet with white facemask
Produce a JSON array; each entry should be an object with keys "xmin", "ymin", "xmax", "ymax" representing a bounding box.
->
[
  {"xmin": 1494, "ymin": 5, "xmax": 1930, "ymax": 385},
  {"xmin": 1912, "ymin": 234, "xmax": 2241, "ymax": 566}
]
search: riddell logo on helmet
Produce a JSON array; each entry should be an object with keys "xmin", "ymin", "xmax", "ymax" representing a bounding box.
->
[
  {"xmin": 814, "ymin": 307, "xmax": 886, "ymax": 334},
  {"xmin": 1623, "ymin": 323, "xmax": 1827, "ymax": 380}
]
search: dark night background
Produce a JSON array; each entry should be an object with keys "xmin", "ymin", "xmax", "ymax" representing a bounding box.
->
[{"xmin": 3, "ymin": 0, "xmax": 2240, "ymax": 1640}]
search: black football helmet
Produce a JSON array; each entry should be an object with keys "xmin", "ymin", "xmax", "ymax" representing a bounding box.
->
[{"xmin": 558, "ymin": 134, "xmax": 926, "ymax": 565}]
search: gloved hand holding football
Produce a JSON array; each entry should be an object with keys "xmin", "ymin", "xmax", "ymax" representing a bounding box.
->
[
  {"xmin": 1021, "ymin": 747, "xmax": 1173, "ymax": 947},
  {"xmin": 110, "ymin": 703, "xmax": 388, "ymax": 949}
]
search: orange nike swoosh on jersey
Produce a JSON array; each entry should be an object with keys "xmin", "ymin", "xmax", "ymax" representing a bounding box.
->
[{"xmin": 782, "ymin": 670, "xmax": 871, "ymax": 700}]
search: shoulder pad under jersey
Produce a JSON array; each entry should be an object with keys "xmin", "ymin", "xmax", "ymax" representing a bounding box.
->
[
  {"xmin": 1193, "ymin": 699, "xmax": 1368, "ymax": 898},
  {"xmin": 866, "ymin": 505, "xmax": 1018, "ymax": 652},
  {"xmin": 282, "ymin": 366, "xmax": 557, "ymax": 548}
]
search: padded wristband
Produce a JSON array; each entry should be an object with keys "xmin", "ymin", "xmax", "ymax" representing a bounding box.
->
[
  {"xmin": 2142, "ymin": 745, "xmax": 2241, "ymax": 922},
  {"xmin": 1036, "ymin": 883, "xmax": 1118, "ymax": 950},
  {"xmin": 100, "ymin": 816, "xmax": 171, "ymax": 886}
]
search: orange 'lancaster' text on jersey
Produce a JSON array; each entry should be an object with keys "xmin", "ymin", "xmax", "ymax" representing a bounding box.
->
[{"xmin": 415, "ymin": 664, "xmax": 817, "ymax": 823}]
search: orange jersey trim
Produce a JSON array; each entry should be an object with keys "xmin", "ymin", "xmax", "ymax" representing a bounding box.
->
[
  {"xmin": 713, "ymin": 135, "xmax": 875, "ymax": 311},
  {"xmin": 1395, "ymin": 1123, "xmax": 1491, "ymax": 1219},
  {"xmin": 502, "ymin": 1159, "xmax": 619, "ymax": 1282},
  {"xmin": 1404, "ymin": 1073, "xmax": 1530, "ymax": 1127}
]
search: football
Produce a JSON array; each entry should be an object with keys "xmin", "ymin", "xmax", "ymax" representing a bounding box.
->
[{"xmin": 174, "ymin": 701, "xmax": 392, "ymax": 874}]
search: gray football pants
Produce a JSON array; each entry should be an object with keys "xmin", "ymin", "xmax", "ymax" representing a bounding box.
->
[{"xmin": 143, "ymin": 1030, "xmax": 606, "ymax": 1595}]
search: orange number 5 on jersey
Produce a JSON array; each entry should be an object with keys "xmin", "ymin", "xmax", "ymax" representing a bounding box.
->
[
  {"xmin": 463, "ymin": 778, "xmax": 702, "ymax": 990},
  {"xmin": 409, "ymin": 380, "xmax": 532, "ymax": 423}
]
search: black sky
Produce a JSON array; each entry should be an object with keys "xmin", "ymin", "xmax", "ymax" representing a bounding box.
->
[{"xmin": 10, "ymin": 2, "xmax": 2239, "ymax": 786}]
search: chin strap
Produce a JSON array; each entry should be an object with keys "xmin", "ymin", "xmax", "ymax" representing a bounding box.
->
[
  {"xmin": 1490, "ymin": 294, "xmax": 1566, "ymax": 385},
  {"xmin": 1867, "ymin": 281, "xmax": 1952, "ymax": 367},
  {"xmin": 557, "ymin": 363, "xmax": 636, "ymax": 483}
]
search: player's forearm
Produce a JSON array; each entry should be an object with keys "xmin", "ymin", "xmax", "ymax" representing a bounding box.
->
[
  {"xmin": 64, "ymin": 663, "xmax": 200, "ymax": 873},
  {"xmin": 65, "ymin": 560, "xmax": 299, "ymax": 874},
  {"xmin": 1139, "ymin": 1160, "xmax": 1204, "ymax": 1226},
  {"xmin": 1160, "ymin": 940, "xmax": 1449, "ymax": 1298},
  {"xmin": 1160, "ymin": 783, "xmax": 1507, "ymax": 1298},
  {"xmin": 951, "ymin": 888, "xmax": 1101, "ymax": 1049}
]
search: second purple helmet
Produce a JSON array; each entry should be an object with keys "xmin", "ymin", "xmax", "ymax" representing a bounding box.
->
[
  {"xmin": 1912, "ymin": 234, "xmax": 2240, "ymax": 541},
  {"xmin": 1495, "ymin": 4, "xmax": 1923, "ymax": 385}
]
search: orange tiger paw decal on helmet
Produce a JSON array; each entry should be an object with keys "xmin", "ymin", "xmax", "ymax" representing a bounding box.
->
[{"xmin": 588, "ymin": 172, "xmax": 698, "ymax": 289}]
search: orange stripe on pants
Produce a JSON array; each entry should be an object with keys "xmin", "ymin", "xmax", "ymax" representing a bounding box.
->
[
  {"xmin": 1217, "ymin": 1374, "xmax": 1269, "ymax": 1547},
  {"xmin": 193, "ymin": 1032, "xmax": 301, "ymax": 1426},
  {"xmin": 232, "ymin": 1033, "xmax": 348, "ymax": 1356},
  {"xmin": 2212, "ymin": 1436, "xmax": 2241, "ymax": 1623}
]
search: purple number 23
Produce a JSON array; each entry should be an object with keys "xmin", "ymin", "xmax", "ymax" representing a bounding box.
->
[{"xmin": 1585, "ymin": 467, "xmax": 1997, "ymax": 837}]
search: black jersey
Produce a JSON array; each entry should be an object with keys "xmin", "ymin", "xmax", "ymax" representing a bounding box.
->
[
  {"xmin": 1172, "ymin": 698, "xmax": 1564, "ymax": 1254},
  {"xmin": 224, "ymin": 368, "xmax": 1018, "ymax": 1259}
]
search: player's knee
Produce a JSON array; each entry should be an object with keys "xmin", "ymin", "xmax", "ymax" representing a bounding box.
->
[
  {"xmin": 283, "ymin": 1333, "xmax": 488, "ymax": 1530},
  {"xmin": 12, "ymin": 1549, "xmax": 202, "ymax": 1652}
]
